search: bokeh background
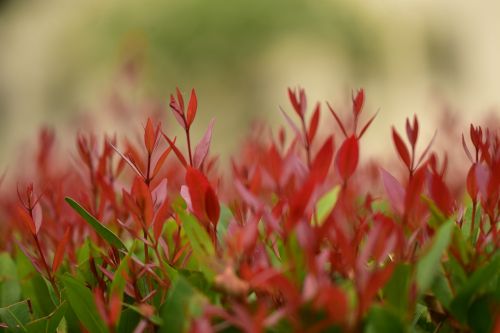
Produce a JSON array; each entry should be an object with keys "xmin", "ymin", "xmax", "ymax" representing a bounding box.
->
[{"xmin": 1, "ymin": 0, "xmax": 499, "ymax": 168}]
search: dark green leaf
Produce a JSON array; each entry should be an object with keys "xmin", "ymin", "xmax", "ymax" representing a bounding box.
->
[
  {"xmin": 383, "ymin": 263, "xmax": 411, "ymax": 315},
  {"xmin": 0, "ymin": 300, "xmax": 31, "ymax": 333},
  {"xmin": 449, "ymin": 254, "xmax": 500, "ymax": 323},
  {"xmin": 117, "ymin": 308, "xmax": 141, "ymax": 333},
  {"xmin": 25, "ymin": 301, "xmax": 67, "ymax": 333},
  {"xmin": 364, "ymin": 306, "xmax": 405, "ymax": 333},
  {"xmin": 61, "ymin": 274, "xmax": 108, "ymax": 333},
  {"xmin": 467, "ymin": 294, "xmax": 495, "ymax": 333},
  {"xmin": 159, "ymin": 276, "xmax": 195, "ymax": 333},
  {"xmin": 0, "ymin": 253, "xmax": 21, "ymax": 307},
  {"xmin": 65, "ymin": 197, "xmax": 127, "ymax": 251},
  {"xmin": 431, "ymin": 270, "xmax": 453, "ymax": 310},
  {"xmin": 416, "ymin": 220, "xmax": 454, "ymax": 293}
]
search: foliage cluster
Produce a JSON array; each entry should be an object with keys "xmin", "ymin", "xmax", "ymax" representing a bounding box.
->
[{"xmin": 0, "ymin": 87, "xmax": 498, "ymax": 332}]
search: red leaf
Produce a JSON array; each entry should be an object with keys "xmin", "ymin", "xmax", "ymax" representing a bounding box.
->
[
  {"xmin": 405, "ymin": 115, "xmax": 419, "ymax": 147},
  {"xmin": 108, "ymin": 292, "xmax": 122, "ymax": 327},
  {"xmin": 327, "ymin": 102, "xmax": 348, "ymax": 138},
  {"xmin": 315, "ymin": 285, "xmax": 348, "ymax": 323},
  {"xmin": 193, "ymin": 118, "xmax": 215, "ymax": 169},
  {"xmin": 16, "ymin": 205, "xmax": 36, "ymax": 235},
  {"xmin": 404, "ymin": 165, "xmax": 427, "ymax": 214},
  {"xmin": 152, "ymin": 145, "xmax": 173, "ymax": 179},
  {"xmin": 335, "ymin": 135, "xmax": 359, "ymax": 181},
  {"xmin": 466, "ymin": 164, "xmax": 478, "ymax": 199},
  {"xmin": 109, "ymin": 142, "xmax": 145, "ymax": 179},
  {"xmin": 288, "ymin": 87, "xmax": 307, "ymax": 117},
  {"xmin": 307, "ymin": 103, "xmax": 320, "ymax": 143},
  {"xmin": 185, "ymin": 167, "xmax": 210, "ymax": 222},
  {"xmin": 176, "ymin": 87, "xmax": 185, "ymax": 111},
  {"xmin": 415, "ymin": 130, "xmax": 437, "ymax": 167},
  {"xmin": 52, "ymin": 228, "xmax": 70, "ymax": 273},
  {"xmin": 462, "ymin": 134, "xmax": 473, "ymax": 163},
  {"xmin": 132, "ymin": 177, "xmax": 154, "ymax": 227},
  {"xmin": 186, "ymin": 88, "xmax": 198, "ymax": 128},
  {"xmin": 287, "ymin": 178, "xmax": 316, "ymax": 232},
  {"xmin": 144, "ymin": 118, "xmax": 155, "ymax": 153},
  {"xmin": 359, "ymin": 263, "xmax": 395, "ymax": 316},
  {"xmin": 162, "ymin": 134, "xmax": 188, "ymax": 168},
  {"xmin": 32, "ymin": 203, "xmax": 43, "ymax": 234},
  {"xmin": 280, "ymin": 107, "xmax": 304, "ymax": 146},
  {"xmin": 153, "ymin": 201, "xmax": 170, "ymax": 241},
  {"xmin": 204, "ymin": 186, "xmax": 220, "ymax": 227},
  {"xmin": 310, "ymin": 136, "xmax": 334, "ymax": 183},
  {"xmin": 392, "ymin": 128, "xmax": 411, "ymax": 169},
  {"xmin": 429, "ymin": 173, "xmax": 454, "ymax": 216},
  {"xmin": 352, "ymin": 89, "xmax": 364, "ymax": 116},
  {"xmin": 358, "ymin": 110, "xmax": 378, "ymax": 139}
]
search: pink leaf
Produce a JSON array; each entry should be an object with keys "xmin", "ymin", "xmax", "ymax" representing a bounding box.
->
[
  {"xmin": 380, "ymin": 168, "xmax": 405, "ymax": 215},
  {"xmin": 193, "ymin": 118, "xmax": 215, "ymax": 169}
]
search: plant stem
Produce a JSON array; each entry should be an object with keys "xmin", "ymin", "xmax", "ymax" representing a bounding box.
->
[{"xmin": 186, "ymin": 128, "xmax": 194, "ymax": 167}]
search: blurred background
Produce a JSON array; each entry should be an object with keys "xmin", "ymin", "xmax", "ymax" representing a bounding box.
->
[{"xmin": 1, "ymin": 0, "xmax": 499, "ymax": 168}]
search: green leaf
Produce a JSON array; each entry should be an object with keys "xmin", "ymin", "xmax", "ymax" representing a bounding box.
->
[
  {"xmin": 315, "ymin": 185, "xmax": 340, "ymax": 226},
  {"xmin": 449, "ymin": 254, "xmax": 500, "ymax": 323},
  {"xmin": 0, "ymin": 253, "xmax": 21, "ymax": 307},
  {"xmin": 61, "ymin": 274, "xmax": 108, "ymax": 333},
  {"xmin": 216, "ymin": 205, "xmax": 232, "ymax": 245},
  {"xmin": 17, "ymin": 264, "xmax": 55, "ymax": 318},
  {"xmin": 416, "ymin": 220, "xmax": 454, "ymax": 293},
  {"xmin": 179, "ymin": 211, "xmax": 215, "ymax": 281},
  {"xmin": 65, "ymin": 197, "xmax": 127, "ymax": 251},
  {"xmin": 430, "ymin": 270, "xmax": 453, "ymax": 310},
  {"xmin": 462, "ymin": 203, "xmax": 481, "ymax": 242},
  {"xmin": 383, "ymin": 263, "xmax": 411, "ymax": 315},
  {"xmin": 364, "ymin": 306, "xmax": 405, "ymax": 333},
  {"xmin": 159, "ymin": 276, "xmax": 195, "ymax": 333},
  {"xmin": 116, "ymin": 307, "xmax": 141, "ymax": 333},
  {"xmin": 25, "ymin": 301, "xmax": 67, "ymax": 333},
  {"xmin": 123, "ymin": 304, "xmax": 162, "ymax": 326},
  {"xmin": 0, "ymin": 300, "xmax": 31, "ymax": 333},
  {"xmin": 467, "ymin": 294, "xmax": 496, "ymax": 333}
]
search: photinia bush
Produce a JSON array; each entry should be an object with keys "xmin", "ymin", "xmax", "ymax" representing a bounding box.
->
[{"xmin": 0, "ymin": 87, "xmax": 498, "ymax": 333}]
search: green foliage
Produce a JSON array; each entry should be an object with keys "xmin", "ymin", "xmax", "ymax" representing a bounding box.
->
[
  {"xmin": 65, "ymin": 197, "xmax": 127, "ymax": 251},
  {"xmin": 416, "ymin": 220, "xmax": 454, "ymax": 294},
  {"xmin": 62, "ymin": 275, "xmax": 108, "ymax": 333}
]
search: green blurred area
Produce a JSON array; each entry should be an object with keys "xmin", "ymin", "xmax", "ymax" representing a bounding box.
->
[{"xmin": 0, "ymin": 0, "xmax": 499, "ymax": 166}]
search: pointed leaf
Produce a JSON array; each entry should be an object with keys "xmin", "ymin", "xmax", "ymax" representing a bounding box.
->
[
  {"xmin": 380, "ymin": 168, "xmax": 405, "ymax": 215},
  {"xmin": 310, "ymin": 136, "xmax": 334, "ymax": 183},
  {"xmin": 65, "ymin": 197, "xmax": 127, "ymax": 251},
  {"xmin": 186, "ymin": 89, "xmax": 197, "ymax": 128},
  {"xmin": 352, "ymin": 89, "xmax": 365, "ymax": 116},
  {"xmin": 416, "ymin": 220, "xmax": 454, "ymax": 293},
  {"xmin": 315, "ymin": 185, "xmax": 340, "ymax": 226},
  {"xmin": 204, "ymin": 186, "xmax": 220, "ymax": 227},
  {"xmin": 307, "ymin": 104, "xmax": 320, "ymax": 143},
  {"xmin": 144, "ymin": 118, "xmax": 155, "ymax": 153},
  {"xmin": 335, "ymin": 135, "xmax": 359, "ymax": 180},
  {"xmin": 52, "ymin": 228, "xmax": 70, "ymax": 273},
  {"xmin": 162, "ymin": 134, "xmax": 188, "ymax": 168},
  {"xmin": 62, "ymin": 275, "xmax": 109, "ymax": 333},
  {"xmin": 327, "ymin": 103, "xmax": 348, "ymax": 137},
  {"xmin": 392, "ymin": 128, "xmax": 411, "ymax": 169},
  {"xmin": 193, "ymin": 119, "xmax": 215, "ymax": 169}
]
